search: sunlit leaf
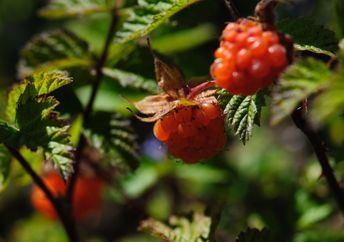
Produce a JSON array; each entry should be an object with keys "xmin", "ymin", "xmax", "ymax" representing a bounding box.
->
[
  {"xmin": 139, "ymin": 212, "xmax": 211, "ymax": 242},
  {"xmin": 114, "ymin": 0, "xmax": 200, "ymax": 44},
  {"xmin": 271, "ymin": 58, "xmax": 331, "ymax": 125},
  {"xmin": 221, "ymin": 90, "xmax": 265, "ymax": 144}
]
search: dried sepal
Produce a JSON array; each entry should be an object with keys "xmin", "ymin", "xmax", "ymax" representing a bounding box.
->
[{"xmin": 154, "ymin": 56, "xmax": 185, "ymax": 98}]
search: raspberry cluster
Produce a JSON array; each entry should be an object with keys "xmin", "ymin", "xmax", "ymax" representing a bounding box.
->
[
  {"xmin": 211, "ymin": 19, "xmax": 288, "ymax": 95},
  {"xmin": 153, "ymin": 102, "xmax": 226, "ymax": 163},
  {"xmin": 31, "ymin": 172, "xmax": 104, "ymax": 220}
]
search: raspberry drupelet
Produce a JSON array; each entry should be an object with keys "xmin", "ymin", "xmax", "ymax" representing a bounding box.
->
[
  {"xmin": 153, "ymin": 101, "xmax": 225, "ymax": 163},
  {"xmin": 211, "ymin": 19, "xmax": 289, "ymax": 96}
]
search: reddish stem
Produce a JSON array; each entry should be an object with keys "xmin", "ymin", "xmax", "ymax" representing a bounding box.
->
[{"xmin": 187, "ymin": 80, "xmax": 216, "ymax": 100}]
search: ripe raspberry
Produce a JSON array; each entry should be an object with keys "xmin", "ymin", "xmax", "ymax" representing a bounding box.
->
[
  {"xmin": 153, "ymin": 101, "xmax": 226, "ymax": 164},
  {"xmin": 31, "ymin": 172, "xmax": 104, "ymax": 220},
  {"xmin": 211, "ymin": 19, "xmax": 289, "ymax": 95}
]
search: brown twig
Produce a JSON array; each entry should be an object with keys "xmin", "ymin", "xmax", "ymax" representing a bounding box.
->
[
  {"xmin": 223, "ymin": 0, "xmax": 240, "ymax": 20},
  {"xmin": 4, "ymin": 144, "xmax": 80, "ymax": 242},
  {"xmin": 291, "ymin": 106, "xmax": 344, "ymax": 213},
  {"xmin": 67, "ymin": 9, "xmax": 119, "ymax": 202}
]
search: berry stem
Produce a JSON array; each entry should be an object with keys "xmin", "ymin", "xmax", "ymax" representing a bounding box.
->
[
  {"xmin": 187, "ymin": 80, "xmax": 216, "ymax": 100},
  {"xmin": 291, "ymin": 105, "xmax": 344, "ymax": 213},
  {"xmin": 4, "ymin": 143, "xmax": 80, "ymax": 242},
  {"xmin": 67, "ymin": 8, "xmax": 119, "ymax": 202}
]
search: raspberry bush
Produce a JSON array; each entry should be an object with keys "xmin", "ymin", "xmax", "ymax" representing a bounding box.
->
[{"xmin": 0, "ymin": 0, "xmax": 344, "ymax": 242}]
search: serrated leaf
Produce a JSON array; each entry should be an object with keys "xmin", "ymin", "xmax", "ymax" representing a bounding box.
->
[
  {"xmin": 7, "ymin": 71, "xmax": 72, "ymax": 123},
  {"xmin": 114, "ymin": 0, "xmax": 200, "ymax": 44},
  {"xmin": 236, "ymin": 228, "xmax": 273, "ymax": 242},
  {"xmin": 139, "ymin": 212, "xmax": 211, "ymax": 242},
  {"xmin": 271, "ymin": 58, "xmax": 331, "ymax": 125},
  {"xmin": 0, "ymin": 145, "xmax": 12, "ymax": 191},
  {"xmin": 39, "ymin": 0, "xmax": 115, "ymax": 19},
  {"xmin": 6, "ymin": 71, "xmax": 74, "ymax": 178},
  {"xmin": 18, "ymin": 29, "xmax": 91, "ymax": 78},
  {"xmin": 277, "ymin": 17, "xmax": 338, "ymax": 53},
  {"xmin": 0, "ymin": 120, "xmax": 17, "ymax": 143},
  {"xmin": 85, "ymin": 111, "xmax": 139, "ymax": 173},
  {"xmin": 223, "ymin": 92, "xmax": 264, "ymax": 144},
  {"xmin": 102, "ymin": 67, "xmax": 158, "ymax": 93}
]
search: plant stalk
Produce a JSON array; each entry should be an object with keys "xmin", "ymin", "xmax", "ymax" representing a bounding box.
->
[
  {"xmin": 67, "ymin": 9, "xmax": 119, "ymax": 201},
  {"xmin": 4, "ymin": 144, "xmax": 80, "ymax": 242},
  {"xmin": 291, "ymin": 106, "xmax": 344, "ymax": 213}
]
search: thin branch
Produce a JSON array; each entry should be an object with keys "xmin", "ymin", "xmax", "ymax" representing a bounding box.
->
[
  {"xmin": 4, "ymin": 143, "xmax": 80, "ymax": 242},
  {"xmin": 67, "ymin": 9, "xmax": 119, "ymax": 201},
  {"xmin": 223, "ymin": 0, "xmax": 240, "ymax": 20},
  {"xmin": 291, "ymin": 106, "xmax": 344, "ymax": 213}
]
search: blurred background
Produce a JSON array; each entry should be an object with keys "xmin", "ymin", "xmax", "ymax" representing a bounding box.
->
[{"xmin": 1, "ymin": 0, "xmax": 344, "ymax": 241}]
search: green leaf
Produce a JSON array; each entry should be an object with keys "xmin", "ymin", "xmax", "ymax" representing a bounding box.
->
[
  {"xmin": 277, "ymin": 17, "xmax": 338, "ymax": 53},
  {"xmin": 39, "ymin": 0, "xmax": 115, "ymax": 19},
  {"xmin": 236, "ymin": 228, "xmax": 273, "ymax": 242},
  {"xmin": 7, "ymin": 71, "xmax": 73, "ymax": 123},
  {"xmin": 139, "ymin": 212, "xmax": 211, "ymax": 242},
  {"xmin": 7, "ymin": 71, "xmax": 74, "ymax": 178},
  {"xmin": 102, "ymin": 67, "xmax": 158, "ymax": 93},
  {"xmin": 294, "ymin": 44, "xmax": 336, "ymax": 58},
  {"xmin": 85, "ymin": 111, "xmax": 139, "ymax": 173},
  {"xmin": 0, "ymin": 120, "xmax": 17, "ymax": 143},
  {"xmin": 114, "ymin": 0, "xmax": 200, "ymax": 44},
  {"xmin": 222, "ymin": 91, "xmax": 265, "ymax": 144},
  {"xmin": 18, "ymin": 29, "xmax": 91, "ymax": 78},
  {"xmin": 271, "ymin": 58, "xmax": 331, "ymax": 125},
  {"xmin": 0, "ymin": 145, "xmax": 12, "ymax": 191}
]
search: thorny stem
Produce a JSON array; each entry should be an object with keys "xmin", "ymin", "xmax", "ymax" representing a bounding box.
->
[
  {"xmin": 67, "ymin": 9, "xmax": 119, "ymax": 203},
  {"xmin": 223, "ymin": 0, "xmax": 240, "ymax": 20},
  {"xmin": 4, "ymin": 144, "xmax": 80, "ymax": 242},
  {"xmin": 292, "ymin": 105, "xmax": 344, "ymax": 213}
]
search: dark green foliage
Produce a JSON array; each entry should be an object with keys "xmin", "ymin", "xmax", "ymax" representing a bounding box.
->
[
  {"xmin": 85, "ymin": 111, "xmax": 139, "ymax": 172},
  {"xmin": 18, "ymin": 30, "xmax": 91, "ymax": 78},
  {"xmin": 236, "ymin": 228, "xmax": 273, "ymax": 242},
  {"xmin": 277, "ymin": 17, "xmax": 338, "ymax": 53}
]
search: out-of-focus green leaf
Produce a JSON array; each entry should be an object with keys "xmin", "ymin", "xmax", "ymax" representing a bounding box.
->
[
  {"xmin": 85, "ymin": 111, "xmax": 139, "ymax": 173},
  {"xmin": 9, "ymin": 214, "xmax": 68, "ymax": 242},
  {"xmin": 271, "ymin": 58, "xmax": 331, "ymax": 125},
  {"xmin": 151, "ymin": 23, "xmax": 216, "ymax": 54},
  {"xmin": 103, "ymin": 67, "xmax": 158, "ymax": 93},
  {"xmin": 139, "ymin": 212, "xmax": 211, "ymax": 242},
  {"xmin": 6, "ymin": 71, "xmax": 74, "ymax": 178},
  {"xmin": 0, "ymin": 145, "xmax": 11, "ymax": 191},
  {"xmin": 221, "ymin": 90, "xmax": 265, "ymax": 144},
  {"xmin": 335, "ymin": 0, "xmax": 344, "ymax": 38},
  {"xmin": 277, "ymin": 17, "xmax": 338, "ymax": 52},
  {"xmin": 39, "ymin": 0, "xmax": 115, "ymax": 19},
  {"xmin": 18, "ymin": 30, "xmax": 91, "ymax": 78},
  {"xmin": 114, "ymin": 0, "xmax": 200, "ymax": 45},
  {"xmin": 235, "ymin": 228, "xmax": 273, "ymax": 242},
  {"xmin": 0, "ymin": 120, "xmax": 17, "ymax": 142},
  {"xmin": 310, "ymin": 39, "xmax": 344, "ymax": 126},
  {"xmin": 294, "ymin": 44, "xmax": 336, "ymax": 57}
]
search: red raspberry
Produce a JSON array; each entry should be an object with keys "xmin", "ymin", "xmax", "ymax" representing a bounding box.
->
[
  {"xmin": 153, "ymin": 102, "xmax": 226, "ymax": 164},
  {"xmin": 31, "ymin": 172, "xmax": 104, "ymax": 220},
  {"xmin": 211, "ymin": 19, "xmax": 289, "ymax": 96}
]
